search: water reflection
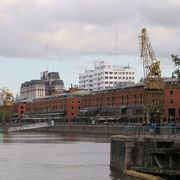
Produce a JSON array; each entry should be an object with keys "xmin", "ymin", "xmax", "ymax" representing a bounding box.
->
[{"xmin": 0, "ymin": 132, "xmax": 136, "ymax": 180}]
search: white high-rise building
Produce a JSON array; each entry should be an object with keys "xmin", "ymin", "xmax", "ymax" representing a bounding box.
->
[{"xmin": 79, "ymin": 61, "xmax": 136, "ymax": 92}]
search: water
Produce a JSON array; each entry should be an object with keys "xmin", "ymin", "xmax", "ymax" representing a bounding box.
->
[{"xmin": 0, "ymin": 132, "xmax": 137, "ymax": 180}]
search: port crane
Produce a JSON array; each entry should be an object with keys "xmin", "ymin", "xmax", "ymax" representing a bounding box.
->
[
  {"xmin": 138, "ymin": 28, "xmax": 164, "ymax": 123},
  {"xmin": 0, "ymin": 88, "xmax": 13, "ymax": 107}
]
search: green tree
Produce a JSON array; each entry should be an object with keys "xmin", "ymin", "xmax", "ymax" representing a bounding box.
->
[
  {"xmin": 171, "ymin": 54, "xmax": 180, "ymax": 84},
  {"xmin": 0, "ymin": 112, "xmax": 5, "ymax": 122}
]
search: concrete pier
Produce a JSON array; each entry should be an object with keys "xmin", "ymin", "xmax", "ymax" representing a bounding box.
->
[{"xmin": 110, "ymin": 135, "xmax": 180, "ymax": 177}]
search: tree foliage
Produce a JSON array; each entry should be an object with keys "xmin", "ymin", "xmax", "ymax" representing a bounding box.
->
[{"xmin": 171, "ymin": 54, "xmax": 180, "ymax": 82}]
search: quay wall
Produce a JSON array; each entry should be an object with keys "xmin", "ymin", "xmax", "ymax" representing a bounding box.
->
[
  {"xmin": 21, "ymin": 124, "xmax": 180, "ymax": 136},
  {"xmin": 1, "ymin": 124, "xmax": 134, "ymax": 135},
  {"xmin": 1, "ymin": 124, "xmax": 179, "ymax": 136},
  {"xmin": 25, "ymin": 124, "xmax": 134, "ymax": 135}
]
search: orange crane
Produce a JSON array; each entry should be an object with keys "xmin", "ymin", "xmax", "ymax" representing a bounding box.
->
[{"xmin": 138, "ymin": 28, "xmax": 164, "ymax": 123}]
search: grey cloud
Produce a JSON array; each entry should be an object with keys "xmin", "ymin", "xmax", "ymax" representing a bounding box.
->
[
  {"xmin": 0, "ymin": 0, "xmax": 179, "ymax": 58},
  {"xmin": 13, "ymin": 0, "xmax": 139, "ymax": 29},
  {"xmin": 139, "ymin": 1, "xmax": 180, "ymax": 27}
]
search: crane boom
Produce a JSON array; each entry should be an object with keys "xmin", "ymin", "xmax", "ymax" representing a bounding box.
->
[{"xmin": 138, "ymin": 28, "xmax": 161, "ymax": 81}]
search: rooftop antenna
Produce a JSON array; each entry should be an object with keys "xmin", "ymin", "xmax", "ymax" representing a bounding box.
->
[
  {"xmin": 115, "ymin": 29, "xmax": 118, "ymax": 65},
  {"xmin": 45, "ymin": 44, "xmax": 48, "ymax": 57},
  {"xmin": 45, "ymin": 44, "xmax": 49, "ymax": 71}
]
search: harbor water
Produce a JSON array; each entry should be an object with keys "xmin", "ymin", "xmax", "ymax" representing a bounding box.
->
[{"xmin": 0, "ymin": 132, "xmax": 137, "ymax": 180}]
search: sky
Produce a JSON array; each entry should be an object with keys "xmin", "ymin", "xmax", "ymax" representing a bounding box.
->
[{"xmin": 0, "ymin": 0, "xmax": 179, "ymax": 95}]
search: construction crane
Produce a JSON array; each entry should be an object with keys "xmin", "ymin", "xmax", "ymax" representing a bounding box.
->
[
  {"xmin": 0, "ymin": 88, "xmax": 14, "ymax": 107},
  {"xmin": 138, "ymin": 28, "xmax": 164, "ymax": 123}
]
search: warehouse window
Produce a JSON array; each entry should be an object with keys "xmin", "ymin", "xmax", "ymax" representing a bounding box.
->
[{"xmin": 170, "ymin": 90, "xmax": 173, "ymax": 95}]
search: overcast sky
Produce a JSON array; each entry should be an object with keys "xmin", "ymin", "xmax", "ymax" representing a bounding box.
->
[{"xmin": 0, "ymin": 0, "xmax": 179, "ymax": 94}]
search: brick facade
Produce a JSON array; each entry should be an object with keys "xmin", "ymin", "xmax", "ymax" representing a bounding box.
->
[
  {"xmin": 81, "ymin": 85, "xmax": 144, "ymax": 109},
  {"xmin": 12, "ymin": 102, "xmax": 27, "ymax": 119},
  {"xmin": 12, "ymin": 79, "xmax": 180, "ymax": 122},
  {"xmin": 164, "ymin": 82, "xmax": 180, "ymax": 121}
]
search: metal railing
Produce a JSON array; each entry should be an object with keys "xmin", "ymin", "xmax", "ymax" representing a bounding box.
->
[{"xmin": 54, "ymin": 122, "xmax": 180, "ymax": 137}]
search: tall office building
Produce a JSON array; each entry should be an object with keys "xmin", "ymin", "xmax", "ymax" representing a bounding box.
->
[{"xmin": 79, "ymin": 61, "xmax": 136, "ymax": 92}]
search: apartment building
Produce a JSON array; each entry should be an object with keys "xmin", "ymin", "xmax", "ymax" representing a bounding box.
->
[
  {"xmin": 20, "ymin": 71, "xmax": 64, "ymax": 100},
  {"xmin": 79, "ymin": 61, "xmax": 136, "ymax": 92}
]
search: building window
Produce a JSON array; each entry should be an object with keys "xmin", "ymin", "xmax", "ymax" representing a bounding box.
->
[
  {"xmin": 71, "ymin": 101, "xmax": 74, "ymax": 103},
  {"xmin": 71, "ymin": 113, "xmax": 74, "ymax": 115},
  {"xmin": 72, "ymin": 107, "xmax": 74, "ymax": 109},
  {"xmin": 170, "ymin": 99, "xmax": 174, "ymax": 104},
  {"xmin": 170, "ymin": 90, "xmax": 173, "ymax": 95}
]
